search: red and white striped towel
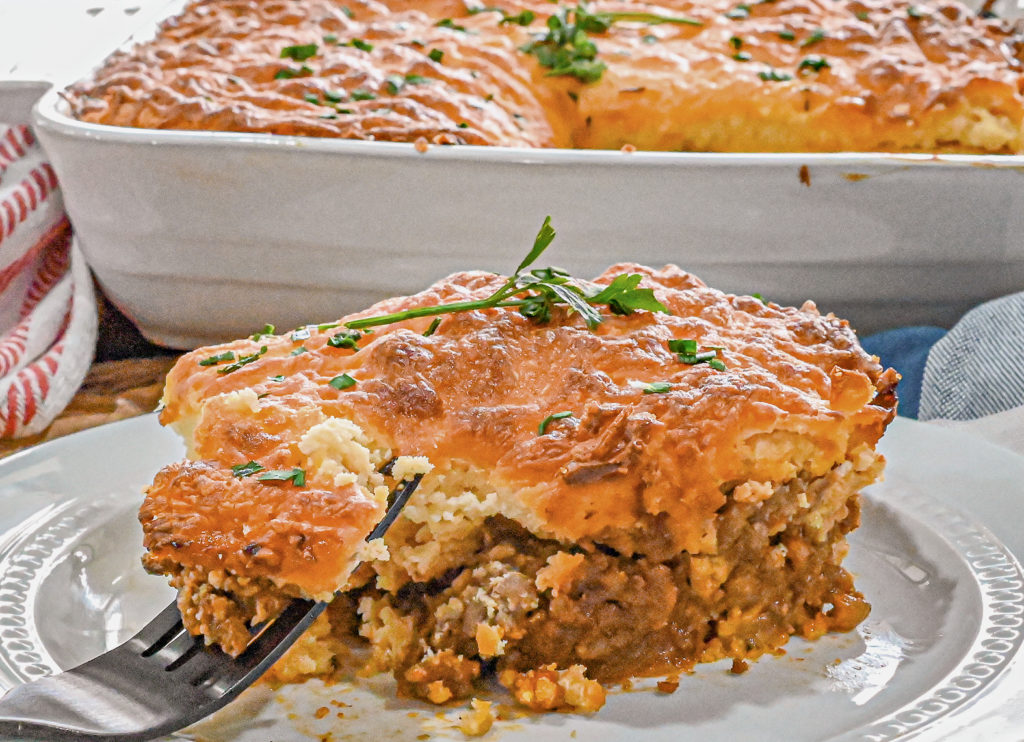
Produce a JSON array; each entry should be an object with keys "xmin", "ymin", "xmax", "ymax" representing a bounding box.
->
[{"xmin": 0, "ymin": 123, "xmax": 97, "ymax": 438}]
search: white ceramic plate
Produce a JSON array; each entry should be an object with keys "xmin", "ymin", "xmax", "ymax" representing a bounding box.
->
[{"xmin": 0, "ymin": 415, "xmax": 1023, "ymax": 741}]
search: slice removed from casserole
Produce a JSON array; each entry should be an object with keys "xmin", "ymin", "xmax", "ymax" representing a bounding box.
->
[{"xmin": 140, "ymin": 227, "xmax": 898, "ymax": 710}]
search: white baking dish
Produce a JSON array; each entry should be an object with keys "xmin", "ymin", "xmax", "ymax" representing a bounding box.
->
[{"xmin": 32, "ymin": 85, "xmax": 1024, "ymax": 347}]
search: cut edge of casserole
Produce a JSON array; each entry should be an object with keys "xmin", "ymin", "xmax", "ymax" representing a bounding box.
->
[{"xmin": 139, "ymin": 258, "xmax": 898, "ymax": 718}]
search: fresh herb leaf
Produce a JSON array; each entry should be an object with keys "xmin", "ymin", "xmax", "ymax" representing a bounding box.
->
[
  {"xmin": 708, "ymin": 358, "xmax": 727, "ymax": 371},
  {"xmin": 725, "ymin": 5, "xmax": 750, "ymax": 19},
  {"xmin": 323, "ymin": 33, "xmax": 339, "ymax": 44},
  {"xmin": 231, "ymin": 461, "xmax": 265, "ymax": 477},
  {"xmin": 345, "ymin": 217, "xmax": 672, "ymax": 331},
  {"xmin": 588, "ymin": 273, "xmax": 669, "ymax": 316},
  {"xmin": 317, "ymin": 322, "xmax": 340, "ymax": 331},
  {"xmin": 668, "ymin": 338, "xmax": 698, "ymax": 355},
  {"xmin": 258, "ymin": 468, "xmax": 306, "ymax": 486},
  {"xmin": 218, "ymin": 345, "xmax": 269, "ymax": 374},
  {"xmin": 348, "ymin": 38, "xmax": 374, "ymax": 51},
  {"xmin": 423, "ymin": 318, "xmax": 442, "ymax": 336},
  {"xmin": 596, "ymin": 10, "xmax": 701, "ymax": 27},
  {"xmin": 758, "ymin": 68, "xmax": 793, "ymax": 82},
  {"xmin": 269, "ymin": 374, "xmax": 286, "ymax": 382},
  {"xmin": 304, "ymin": 93, "xmax": 320, "ymax": 104},
  {"xmin": 729, "ymin": 35, "xmax": 743, "ymax": 50},
  {"xmin": 680, "ymin": 350, "xmax": 719, "ymax": 364},
  {"xmin": 342, "ymin": 5, "xmax": 354, "ymax": 17},
  {"xmin": 801, "ymin": 28, "xmax": 825, "ymax": 47},
  {"xmin": 327, "ymin": 330, "xmax": 362, "ymax": 349},
  {"xmin": 428, "ymin": 48, "xmax": 445, "ymax": 62},
  {"xmin": 385, "ymin": 74, "xmax": 406, "ymax": 94},
  {"xmin": 405, "ymin": 74, "xmax": 429, "ymax": 84},
  {"xmin": 199, "ymin": 350, "xmax": 236, "ymax": 366},
  {"xmin": 643, "ymin": 381, "xmax": 672, "ymax": 394},
  {"xmin": 799, "ymin": 55, "xmax": 830, "ymax": 73},
  {"xmin": 752, "ymin": 292, "xmax": 767, "ymax": 304},
  {"xmin": 275, "ymin": 65, "xmax": 314, "ymax": 79},
  {"xmin": 538, "ymin": 410, "xmax": 573, "ymax": 435},
  {"xmin": 436, "ymin": 18, "xmax": 467, "ymax": 31},
  {"xmin": 324, "ymin": 90, "xmax": 345, "ymax": 103},
  {"xmin": 733, "ymin": 51, "xmax": 751, "ymax": 61},
  {"xmin": 351, "ymin": 88, "xmax": 376, "ymax": 100},
  {"xmin": 855, "ymin": 10, "xmax": 869, "ymax": 20},
  {"xmin": 329, "ymin": 373, "xmax": 357, "ymax": 389},
  {"xmin": 250, "ymin": 323, "xmax": 275, "ymax": 340},
  {"xmin": 501, "ymin": 9, "xmax": 535, "ymax": 25},
  {"xmin": 778, "ymin": 29, "xmax": 795, "ymax": 40},
  {"xmin": 291, "ymin": 346, "xmax": 308, "ymax": 356},
  {"xmin": 281, "ymin": 43, "xmax": 318, "ymax": 61}
]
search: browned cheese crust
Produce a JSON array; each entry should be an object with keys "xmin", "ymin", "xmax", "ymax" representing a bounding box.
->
[
  {"xmin": 156, "ymin": 264, "xmax": 897, "ymax": 560},
  {"xmin": 68, "ymin": 0, "xmax": 1024, "ymax": 152}
]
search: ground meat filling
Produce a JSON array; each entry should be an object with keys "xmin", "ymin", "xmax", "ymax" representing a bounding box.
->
[
  {"xmin": 345, "ymin": 464, "xmax": 871, "ymax": 702},
  {"xmin": 142, "ymin": 556, "xmax": 295, "ymax": 657}
]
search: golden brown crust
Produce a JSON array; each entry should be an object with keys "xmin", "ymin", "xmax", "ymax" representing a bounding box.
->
[
  {"xmin": 140, "ymin": 459, "xmax": 383, "ymax": 596},
  {"xmin": 69, "ymin": 0, "xmax": 1024, "ymax": 152},
  {"xmin": 158, "ymin": 264, "xmax": 895, "ymax": 555}
]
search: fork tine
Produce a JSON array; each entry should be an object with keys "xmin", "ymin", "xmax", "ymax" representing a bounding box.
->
[{"xmin": 0, "ymin": 469, "xmax": 422, "ymax": 741}]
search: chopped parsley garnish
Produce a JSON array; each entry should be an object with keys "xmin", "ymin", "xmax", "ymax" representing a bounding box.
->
[
  {"xmin": 428, "ymin": 48, "xmax": 445, "ymax": 62},
  {"xmin": 258, "ymin": 468, "xmax": 306, "ymax": 486},
  {"xmin": 423, "ymin": 318, "xmax": 442, "ymax": 336},
  {"xmin": 325, "ymin": 90, "xmax": 345, "ymax": 103},
  {"xmin": 458, "ymin": 121, "xmax": 469, "ymax": 128},
  {"xmin": 275, "ymin": 65, "xmax": 314, "ymax": 79},
  {"xmin": 668, "ymin": 338, "xmax": 698, "ymax": 355},
  {"xmin": 323, "ymin": 33, "xmax": 339, "ymax": 44},
  {"xmin": 799, "ymin": 55, "xmax": 830, "ymax": 73},
  {"xmin": 436, "ymin": 18, "xmax": 468, "ymax": 31},
  {"xmin": 751, "ymin": 292, "xmax": 767, "ymax": 303},
  {"xmin": 291, "ymin": 328, "xmax": 312, "ymax": 342},
  {"xmin": 269, "ymin": 374, "xmax": 286, "ymax": 382},
  {"xmin": 801, "ymin": 28, "xmax": 825, "ymax": 47},
  {"xmin": 231, "ymin": 461, "xmax": 265, "ymax": 478},
  {"xmin": 538, "ymin": 410, "xmax": 573, "ymax": 435},
  {"xmin": 251, "ymin": 324, "xmax": 275, "ymax": 340},
  {"xmin": 855, "ymin": 11, "xmax": 869, "ymax": 21},
  {"xmin": 501, "ymin": 9, "xmax": 536, "ymax": 25},
  {"xmin": 199, "ymin": 350, "xmax": 236, "ymax": 366},
  {"xmin": 345, "ymin": 217, "xmax": 669, "ymax": 332},
  {"xmin": 725, "ymin": 5, "xmax": 750, "ymax": 20},
  {"xmin": 405, "ymin": 74, "xmax": 429, "ymax": 84},
  {"xmin": 290, "ymin": 346, "xmax": 308, "ymax": 356},
  {"xmin": 520, "ymin": 4, "xmax": 700, "ymax": 83},
  {"xmin": 304, "ymin": 93, "xmax": 320, "ymax": 104},
  {"xmin": 351, "ymin": 88, "xmax": 376, "ymax": 101},
  {"xmin": 342, "ymin": 6, "xmax": 354, "ymax": 17},
  {"xmin": 729, "ymin": 36, "xmax": 743, "ymax": 50},
  {"xmin": 327, "ymin": 330, "xmax": 362, "ymax": 349},
  {"xmin": 669, "ymin": 339, "xmax": 726, "ymax": 371},
  {"xmin": 385, "ymin": 75, "xmax": 406, "ymax": 94},
  {"xmin": 329, "ymin": 373, "xmax": 357, "ymax": 389},
  {"xmin": 778, "ymin": 29, "xmax": 795, "ymax": 41},
  {"xmin": 642, "ymin": 381, "xmax": 672, "ymax": 394},
  {"xmin": 733, "ymin": 51, "xmax": 751, "ymax": 61},
  {"xmin": 217, "ymin": 345, "xmax": 268, "ymax": 375},
  {"xmin": 347, "ymin": 38, "xmax": 374, "ymax": 52},
  {"xmin": 758, "ymin": 68, "xmax": 793, "ymax": 82},
  {"xmin": 281, "ymin": 43, "xmax": 318, "ymax": 61}
]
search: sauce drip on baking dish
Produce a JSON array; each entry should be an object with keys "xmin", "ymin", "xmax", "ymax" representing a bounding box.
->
[{"xmin": 69, "ymin": 0, "xmax": 1024, "ymax": 152}]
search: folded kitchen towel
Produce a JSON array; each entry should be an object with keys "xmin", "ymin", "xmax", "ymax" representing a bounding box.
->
[{"xmin": 0, "ymin": 123, "xmax": 97, "ymax": 438}]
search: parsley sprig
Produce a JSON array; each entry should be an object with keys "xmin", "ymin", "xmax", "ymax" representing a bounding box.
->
[{"xmin": 344, "ymin": 217, "xmax": 669, "ymax": 331}]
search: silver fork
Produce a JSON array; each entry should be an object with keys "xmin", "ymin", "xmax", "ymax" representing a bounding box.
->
[{"xmin": 0, "ymin": 473, "xmax": 423, "ymax": 741}]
